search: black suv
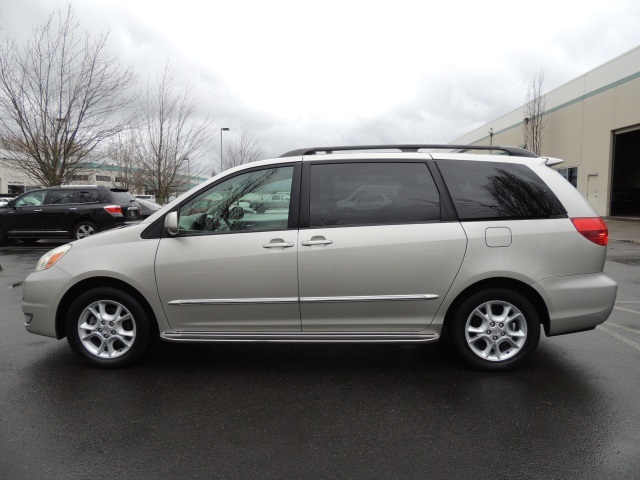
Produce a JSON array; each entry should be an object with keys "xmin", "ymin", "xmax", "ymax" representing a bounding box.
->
[{"xmin": 0, "ymin": 185, "xmax": 142, "ymax": 244}]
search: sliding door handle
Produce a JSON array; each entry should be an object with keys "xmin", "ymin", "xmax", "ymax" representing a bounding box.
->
[{"xmin": 301, "ymin": 238, "xmax": 333, "ymax": 247}]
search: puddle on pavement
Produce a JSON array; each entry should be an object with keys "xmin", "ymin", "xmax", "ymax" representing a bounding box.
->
[{"xmin": 5, "ymin": 281, "xmax": 23, "ymax": 290}]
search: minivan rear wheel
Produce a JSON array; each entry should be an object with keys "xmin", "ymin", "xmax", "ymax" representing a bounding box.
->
[
  {"xmin": 451, "ymin": 288, "xmax": 540, "ymax": 371},
  {"xmin": 66, "ymin": 287, "xmax": 151, "ymax": 368}
]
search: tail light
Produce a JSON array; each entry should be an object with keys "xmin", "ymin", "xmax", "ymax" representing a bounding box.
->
[
  {"xmin": 104, "ymin": 205, "xmax": 123, "ymax": 216},
  {"xmin": 571, "ymin": 217, "xmax": 608, "ymax": 246}
]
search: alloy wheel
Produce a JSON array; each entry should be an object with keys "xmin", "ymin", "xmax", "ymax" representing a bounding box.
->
[
  {"xmin": 77, "ymin": 300, "xmax": 136, "ymax": 358},
  {"xmin": 464, "ymin": 300, "xmax": 528, "ymax": 362}
]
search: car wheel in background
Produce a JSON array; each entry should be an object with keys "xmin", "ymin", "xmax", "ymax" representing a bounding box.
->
[
  {"xmin": 73, "ymin": 221, "xmax": 98, "ymax": 240},
  {"xmin": 451, "ymin": 288, "xmax": 540, "ymax": 371},
  {"xmin": 66, "ymin": 287, "xmax": 152, "ymax": 368}
]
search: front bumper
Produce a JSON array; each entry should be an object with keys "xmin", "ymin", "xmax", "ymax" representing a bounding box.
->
[
  {"xmin": 23, "ymin": 265, "xmax": 76, "ymax": 338},
  {"xmin": 532, "ymin": 273, "xmax": 617, "ymax": 336}
]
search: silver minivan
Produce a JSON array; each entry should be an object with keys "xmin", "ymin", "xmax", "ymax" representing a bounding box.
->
[{"xmin": 22, "ymin": 145, "xmax": 617, "ymax": 370}]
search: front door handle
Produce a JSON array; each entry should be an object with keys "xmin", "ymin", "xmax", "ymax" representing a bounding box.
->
[
  {"xmin": 33, "ymin": 209, "xmax": 42, "ymax": 212},
  {"xmin": 301, "ymin": 237, "xmax": 333, "ymax": 247}
]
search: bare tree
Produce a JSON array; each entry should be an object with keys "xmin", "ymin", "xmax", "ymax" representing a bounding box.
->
[
  {"xmin": 132, "ymin": 65, "xmax": 214, "ymax": 203},
  {"xmin": 522, "ymin": 70, "xmax": 547, "ymax": 156},
  {"xmin": 107, "ymin": 132, "xmax": 137, "ymax": 190},
  {"xmin": 0, "ymin": 5, "xmax": 136, "ymax": 186},
  {"xmin": 220, "ymin": 123, "xmax": 264, "ymax": 172}
]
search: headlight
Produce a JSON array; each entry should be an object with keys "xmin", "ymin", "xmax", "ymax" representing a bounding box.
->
[{"xmin": 35, "ymin": 244, "xmax": 72, "ymax": 272}]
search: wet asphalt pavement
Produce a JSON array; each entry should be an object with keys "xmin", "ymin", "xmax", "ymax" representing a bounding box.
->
[{"xmin": 1, "ymin": 241, "xmax": 639, "ymax": 479}]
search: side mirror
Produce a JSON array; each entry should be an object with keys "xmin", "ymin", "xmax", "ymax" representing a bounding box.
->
[{"xmin": 164, "ymin": 211, "xmax": 179, "ymax": 236}]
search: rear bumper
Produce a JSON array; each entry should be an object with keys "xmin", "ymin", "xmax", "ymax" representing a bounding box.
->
[{"xmin": 532, "ymin": 273, "xmax": 617, "ymax": 336}]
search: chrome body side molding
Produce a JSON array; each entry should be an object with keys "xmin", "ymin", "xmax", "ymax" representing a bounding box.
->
[
  {"xmin": 167, "ymin": 294, "xmax": 438, "ymax": 306},
  {"xmin": 300, "ymin": 294, "xmax": 438, "ymax": 303},
  {"xmin": 168, "ymin": 297, "xmax": 299, "ymax": 306}
]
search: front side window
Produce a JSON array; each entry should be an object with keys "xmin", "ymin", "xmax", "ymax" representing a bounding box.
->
[
  {"xmin": 437, "ymin": 160, "xmax": 566, "ymax": 220},
  {"xmin": 309, "ymin": 162, "xmax": 441, "ymax": 227},
  {"xmin": 178, "ymin": 166, "xmax": 294, "ymax": 235},
  {"xmin": 14, "ymin": 190, "xmax": 46, "ymax": 207}
]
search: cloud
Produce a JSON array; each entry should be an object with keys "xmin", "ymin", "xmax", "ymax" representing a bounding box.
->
[{"xmin": 3, "ymin": 0, "xmax": 640, "ymax": 162}]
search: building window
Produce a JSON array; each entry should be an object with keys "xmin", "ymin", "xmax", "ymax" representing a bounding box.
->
[
  {"xmin": 114, "ymin": 177, "xmax": 124, "ymax": 183},
  {"xmin": 557, "ymin": 167, "xmax": 578, "ymax": 188},
  {"xmin": 96, "ymin": 175, "xmax": 111, "ymax": 182},
  {"xmin": 71, "ymin": 174, "xmax": 90, "ymax": 181},
  {"xmin": 8, "ymin": 185, "xmax": 25, "ymax": 195}
]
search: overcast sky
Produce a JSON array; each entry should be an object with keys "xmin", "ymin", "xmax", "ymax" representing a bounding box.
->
[{"xmin": 3, "ymin": 0, "xmax": 640, "ymax": 163}]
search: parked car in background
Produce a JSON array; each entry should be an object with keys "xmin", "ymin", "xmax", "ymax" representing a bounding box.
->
[
  {"xmin": 137, "ymin": 198, "xmax": 163, "ymax": 219},
  {"xmin": 134, "ymin": 194, "xmax": 157, "ymax": 203},
  {"xmin": 0, "ymin": 185, "xmax": 142, "ymax": 244},
  {"xmin": 22, "ymin": 145, "xmax": 616, "ymax": 371},
  {"xmin": 250, "ymin": 193, "xmax": 291, "ymax": 213},
  {"xmin": 0, "ymin": 196, "xmax": 14, "ymax": 207},
  {"xmin": 335, "ymin": 193, "xmax": 394, "ymax": 215}
]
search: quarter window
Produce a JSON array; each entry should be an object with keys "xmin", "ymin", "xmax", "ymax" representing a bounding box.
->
[
  {"xmin": 437, "ymin": 160, "xmax": 566, "ymax": 220},
  {"xmin": 178, "ymin": 166, "xmax": 294, "ymax": 235},
  {"xmin": 309, "ymin": 162, "xmax": 441, "ymax": 227}
]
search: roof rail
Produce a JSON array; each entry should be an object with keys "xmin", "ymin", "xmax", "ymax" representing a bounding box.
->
[
  {"xmin": 279, "ymin": 144, "xmax": 538, "ymax": 158},
  {"xmin": 54, "ymin": 184, "xmax": 99, "ymax": 188}
]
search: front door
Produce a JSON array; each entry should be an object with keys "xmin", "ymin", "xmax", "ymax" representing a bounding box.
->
[
  {"xmin": 155, "ymin": 164, "xmax": 301, "ymax": 332},
  {"xmin": 5, "ymin": 190, "xmax": 49, "ymax": 233},
  {"xmin": 298, "ymin": 161, "xmax": 467, "ymax": 332}
]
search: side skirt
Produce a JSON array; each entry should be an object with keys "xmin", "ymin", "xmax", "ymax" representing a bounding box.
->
[{"xmin": 160, "ymin": 332, "xmax": 440, "ymax": 343}]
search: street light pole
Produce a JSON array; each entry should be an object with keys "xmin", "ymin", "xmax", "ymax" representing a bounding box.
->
[
  {"xmin": 218, "ymin": 127, "xmax": 230, "ymax": 176},
  {"xmin": 185, "ymin": 157, "xmax": 190, "ymax": 191}
]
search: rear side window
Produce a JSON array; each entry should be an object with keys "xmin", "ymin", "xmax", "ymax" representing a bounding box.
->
[
  {"xmin": 48, "ymin": 189, "xmax": 99, "ymax": 204},
  {"xmin": 437, "ymin": 160, "xmax": 566, "ymax": 220},
  {"xmin": 309, "ymin": 162, "xmax": 440, "ymax": 227},
  {"xmin": 109, "ymin": 191, "xmax": 136, "ymax": 204}
]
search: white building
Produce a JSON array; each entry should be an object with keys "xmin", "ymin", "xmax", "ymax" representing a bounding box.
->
[{"xmin": 0, "ymin": 156, "xmax": 205, "ymax": 199}]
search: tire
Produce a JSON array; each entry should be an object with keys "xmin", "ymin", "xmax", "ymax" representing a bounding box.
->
[
  {"xmin": 73, "ymin": 221, "xmax": 98, "ymax": 240},
  {"xmin": 451, "ymin": 288, "xmax": 540, "ymax": 371},
  {"xmin": 0, "ymin": 225, "xmax": 5, "ymax": 246},
  {"xmin": 66, "ymin": 287, "xmax": 152, "ymax": 368}
]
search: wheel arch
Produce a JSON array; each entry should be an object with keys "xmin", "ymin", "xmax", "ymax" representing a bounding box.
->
[
  {"xmin": 441, "ymin": 277, "xmax": 551, "ymax": 337},
  {"xmin": 55, "ymin": 276, "xmax": 159, "ymax": 339}
]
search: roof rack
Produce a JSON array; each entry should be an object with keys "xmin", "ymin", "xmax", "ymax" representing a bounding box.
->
[{"xmin": 279, "ymin": 144, "xmax": 538, "ymax": 158}]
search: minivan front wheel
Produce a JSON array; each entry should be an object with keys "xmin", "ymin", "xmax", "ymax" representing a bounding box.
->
[
  {"xmin": 66, "ymin": 288, "xmax": 151, "ymax": 367},
  {"xmin": 451, "ymin": 288, "xmax": 540, "ymax": 371}
]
